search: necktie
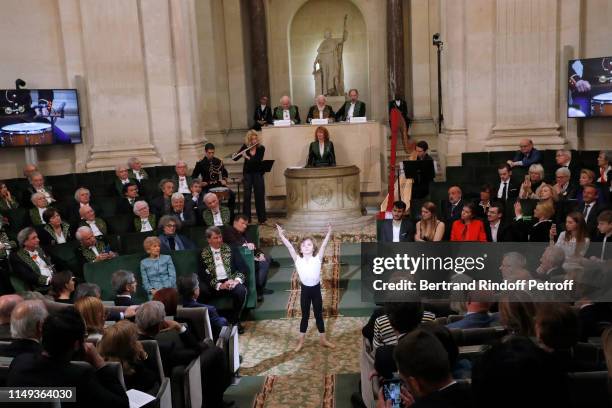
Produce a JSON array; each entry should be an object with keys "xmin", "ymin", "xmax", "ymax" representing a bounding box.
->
[
  {"xmin": 502, "ymin": 182, "xmax": 508, "ymax": 200},
  {"xmin": 583, "ymin": 204, "xmax": 590, "ymax": 221},
  {"xmin": 451, "ymin": 204, "xmax": 457, "ymax": 217},
  {"xmin": 168, "ymin": 236, "xmax": 176, "ymax": 250}
]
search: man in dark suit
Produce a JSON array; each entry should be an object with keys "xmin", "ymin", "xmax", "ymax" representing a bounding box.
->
[
  {"xmin": 554, "ymin": 167, "xmax": 578, "ymax": 201},
  {"xmin": 380, "ymin": 201, "xmax": 415, "ymax": 242},
  {"xmin": 0, "ymin": 294, "xmax": 23, "ymax": 339},
  {"xmin": 169, "ymin": 192, "xmax": 196, "ymax": 227},
  {"xmin": 115, "ymin": 182, "xmax": 143, "ymax": 215},
  {"xmin": 9, "ymin": 228, "xmax": 54, "ymax": 293},
  {"xmin": 252, "ymin": 95, "xmax": 273, "ymax": 131},
  {"xmin": 0, "ymin": 299, "xmax": 46, "ymax": 357},
  {"xmin": 507, "ymin": 138, "xmax": 542, "ymax": 169},
  {"xmin": 446, "ymin": 291, "xmax": 497, "ymax": 329},
  {"xmin": 336, "ymin": 89, "xmax": 367, "ymax": 121},
  {"xmin": 23, "ymin": 171, "xmax": 56, "ymax": 208},
  {"xmin": 188, "ymin": 179, "xmax": 205, "ymax": 224},
  {"xmin": 306, "ymin": 95, "xmax": 335, "ymax": 123},
  {"xmin": 554, "ymin": 149, "xmax": 581, "ymax": 185},
  {"xmin": 388, "ymin": 95, "xmax": 409, "ymax": 127},
  {"xmin": 113, "ymin": 164, "xmax": 141, "ymax": 197},
  {"xmin": 411, "ymin": 141, "xmax": 435, "ymax": 199},
  {"xmin": 485, "ymin": 203, "xmax": 515, "ymax": 242},
  {"xmin": 496, "ymin": 163, "xmax": 519, "ymax": 206},
  {"xmin": 151, "ymin": 179, "xmax": 175, "ymax": 218},
  {"xmin": 272, "ymin": 95, "xmax": 301, "ymax": 124},
  {"xmin": 442, "ymin": 186, "xmax": 464, "ymax": 240},
  {"xmin": 384, "ymin": 329, "xmax": 472, "ymax": 408},
  {"xmin": 535, "ymin": 246, "xmax": 566, "ymax": 282},
  {"xmin": 576, "ymin": 184, "xmax": 606, "ymax": 239},
  {"xmin": 587, "ymin": 210, "xmax": 612, "ymax": 260},
  {"xmin": 7, "ymin": 308, "xmax": 129, "ymax": 408},
  {"xmin": 171, "ymin": 160, "xmax": 193, "ymax": 195},
  {"xmin": 191, "ymin": 143, "xmax": 236, "ymax": 215}
]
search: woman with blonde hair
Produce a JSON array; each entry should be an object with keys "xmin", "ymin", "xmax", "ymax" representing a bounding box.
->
[
  {"xmin": 98, "ymin": 320, "xmax": 159, "ymax": 393},
  {"xmin": 415, "ymin": 201, "xmax": 445, "ymax": 241},
  {"xmin": 514, "ymin": 200, "xmax": 555, "ymax": 242},
  {"xmin": 74, "ymin": 296, "xmax": 105, "ymax": 342},
  {"xmin": 231, "ymin": 130, "xmax": 267, "ymax": 224}
]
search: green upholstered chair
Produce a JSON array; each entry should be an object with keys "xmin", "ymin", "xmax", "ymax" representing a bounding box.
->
[
  {"xmin": 46, "ymin": 241, "xmax": 82, "ymax": 279},
  {"xmin": 120, "ymin": 231, "xmax": 157, "ymax": 255},
  {"xmin": 4, "ymin": 208, "xmax": 30, "ymax": 233}
]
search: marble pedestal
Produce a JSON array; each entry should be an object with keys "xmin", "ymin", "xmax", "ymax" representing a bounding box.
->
[{"xmin": 284, "ymin": 165, "xmax": 370, "ymax": 231}]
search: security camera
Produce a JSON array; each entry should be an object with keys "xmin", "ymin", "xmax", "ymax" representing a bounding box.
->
[{"xmin": 432, "ymin": 33, "xmax": 443, "ymax": 47}]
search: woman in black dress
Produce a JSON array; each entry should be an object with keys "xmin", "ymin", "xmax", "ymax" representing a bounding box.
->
[
  {"xmin": 232, "ymin": 130, "xmax": 267, "ymax": 224},
  {"xmin": 307, "ymin": 126, "xmax": 336, "ymax": 168}
]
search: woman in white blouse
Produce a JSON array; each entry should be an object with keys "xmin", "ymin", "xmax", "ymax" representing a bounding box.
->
[
  {"xmin": 550, "ymin": 211, "xmax": 590, "ymax": 259},
  {"xmin": 40, "ymin": 208, "xmax": 71, "ymax": 246}
]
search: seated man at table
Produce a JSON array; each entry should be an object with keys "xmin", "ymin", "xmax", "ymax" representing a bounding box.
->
[
  {"xmin": 199, "ymin": 226, "xmax": 248, "ymax": 333},
  {"xmin": 335, "ymin": 88, "xmax": 366, "ymax": 122},
  {"xmin": 222, "ymin": 214, "xmax": 272, "ymax": 301},
  {"xmin": 202, "ymin": 192, "xmax": 230, "ymax": 227},
  {"xmin": 252, "ymin": 95, "xmax": 273, "ymax": 131},
  {"xmin": 76, "ymin": 226, "xmax": 116, "ymax": 264},
  {"xmin": 78, "ymin": 205, "xmax": 107, "ymax": 238},
  {"xmin": 9, "ymin": 227, "xmax": 54, "ymax": 293},
  {"xmin": 380, "ymin": 201, "xmax": 415, "ymax": 242},
  {"xmin": 307, "ymin": 126, "xmax": 336, "ymax": 167},
  {"xmin": 306, "ymin": 94, "xmax": 335, "ymax": 123},
  {"xmin": 169, "ymin": 193, "xmax": 196, "ymax": 227},
  {"xmin": 272, "ymin": 95, "xmax": 301, "ymax": 124}
]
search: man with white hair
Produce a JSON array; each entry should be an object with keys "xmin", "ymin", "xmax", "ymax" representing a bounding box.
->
[
  {"xmin": 76, "ymin": 226, "xmax": 116, "ymax": 264},
  {"xmin": 113, "ymin": 164, "xmax": 140, "ymax": 196},
  {"xmin": 24, "ymin": 171, "xmax": 55, "ymax": 208},
  {"xmin": 0, "ymin": 294, "xmax": 23, "ymax": 339},
  {"xmin": 169, "ymin": 192, "xmax": 196, "ymax": 227},
  {"xmin": 499, "ymin": 252, "xmax": 532, "ymax": 281},
  {"xmin": 67, "ymin": 187, "xmax": 97, "ymax": 224},
  {"xmin": 172, "ymin": 160, "xmax": 192, "ymax": 195},
  {"xmin": 78, "ymin": 205, "xmax": 107, "ymax": 237},
  {"xmin": 555, "ymin": 149, "xmax": 581, "ymax": 184},
  {"xmin": 272, "ymin": 95, "xmax": 301, "ymax": 124},
  {"xmin": 22, "ymin": 164, "xmax": 38, "ymax": 179},
  {"xmin": 133, "ymin": 201, "xmax": 156, "ymax": 232},
  {"xmin": 127, "ymin": 157, "xmax": 149, "ymax": 181},
  {"xmin": 0, "ymin": 300, "xmax": 47, "ymax": 356},
  {"xmin": 306, "ymin": 94, "xmax": 335, "ymax": 123},
  {"xmin": 202, "ymin": 193, "xmax": 230, "ymax": 227},
  {"xmin": 536, "ymin": 246, "xmax": 566, "ymax": 282},
  {"xmin": 553, "ymin": 167, "xmax": 577, "ymax": 200},
  {"xmin": 9, "ymin": 228, "xmax": 54, "ymax": 292}
]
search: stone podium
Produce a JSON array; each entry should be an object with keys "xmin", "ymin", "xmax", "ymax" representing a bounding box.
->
[{"xmin": 284, "ymin": 165, "xmax": 365, "ymax": 231}]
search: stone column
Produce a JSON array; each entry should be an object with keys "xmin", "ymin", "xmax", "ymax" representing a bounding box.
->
[
  {"xmin": 247, "ymin": 0, "xmax": 270, "ymax": 102},
  {"xmin": 387, "ymin": 0, "xmax": 405, "ymax": 99}
]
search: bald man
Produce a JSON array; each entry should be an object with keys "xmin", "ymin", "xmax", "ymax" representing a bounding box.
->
[
  {"xmin": 0, "ymin": 294, "xmax": 23, "ymax": 339},
  {"xmin": 306, "ymin": 95, "xmax": 335, "ymax": 123},
  {"xmin": 0, "ymin": 300, "xmax": 47, "ymax": 356},
  {"xmin": 273, "ymin": 95, "xmax": 301, "ymax": 124},
  {"xmin": 507, "ymin": 139, "xmax": 542, "ymax": 169},
  {"xmin": 22, "ymin": 164, "xmax": 38, "ymax": 179},
  {"xmin": 443, "ymin": 186, "xmax": 464, "ymax": 240}
]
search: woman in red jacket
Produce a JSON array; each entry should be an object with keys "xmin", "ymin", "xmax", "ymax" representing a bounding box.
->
[{"xmin": 450, "ymin": 203, "xmax": 487, "ymax": 242}]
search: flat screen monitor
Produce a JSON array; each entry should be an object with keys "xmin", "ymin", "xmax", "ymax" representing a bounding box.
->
[
  {"xmin": 0, "ymin": 89, "xmax": 81, "ymax": 147},
  {"xmin": 567, "ymin": 57, "xmax": 612, "ymax": 118}
]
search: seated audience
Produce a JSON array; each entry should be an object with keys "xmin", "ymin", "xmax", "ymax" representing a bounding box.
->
[
  {"xmin": 513, "ymin": 200, "xmax": 554, "ymax": 242},
  {"xmin": 485, "ymin": 202, "xmax": 515, "ymax": 242},
  {"xmin": 76, "ymin": 226, "xmax": 116, "ymax": 264},
  {"xmin": 335, "ymin": 88, "xmax": 366, "ymax": 121},
  {"xmin": 0, "ymin": 181, "xmax": 19, "ymax": 211},
  {"xmin": 443, "ymin": 186, "xmax": 464, "ymax": 239},
  {"xmin": 474, "ymin": 184, "xmax": 492, "ymax": 219},
  {"xmin": 574, "ymin": 267, "xmax": 612, "ymax": 341},
  {"xmin": 306, "ymin": 94, "xmax": 335, "ymax": 123},
  {"xmin": 115, "ymin": 182, "xmax": 142, "ymax": 215},
  {"xmin": 380, "ymin": 201, "xmax": 415, "ymax": 243},
  {"xmin": 74, "ymin": 282, "xmax": 138, "ymax": 322},
  {"xmin": 48, "ymin": 270, "xmax": 75, "ymax": 304},
  {"xmin": 553, "ymin": 167, "xmax": 577, "ymax": 200},
  {"xmin": 384, "ymin": 329, "xmax": 472, "ymax": 408},
  {"xmin": 576, "ymin": 184, "xmax": 605, "ymax": 239},
  {"xmin": 0, "ymin": 300, "xmax": 46, "ymax": 357},
  {"xmin": 24, "ymin": 171, "xmax": 56, "ymax": 207},
  {"xmin": 199, "ymin": 226, "xmax": 248, "ymax": 333},
  {"xmin": 127, "ymin": 156, "xmax": 149, "ymax": 181},
  {"xmin": 113, "ymin": 164, "xmax": 140, "ymax": 197},
  {"xmin": 496, "ymin": 163, "xmax": 519, "ymax": 204},
  {"xmin": 9, "ymin": 228, "xmax": 54, "ymax": 292},
  {"xmin": 576, "ymin": 168, "xmax": 607, "ymax": 205},
  {"xmin": 202, "ymin": 192, "xmax": 230, "ymax": 226},
  {"xmin": 74, "ymin": 296, "xmax": 106, "ymax": 342},
  {"xmin": 596, "ymin": 150, "xmax": 611, "ymax": 199},
  {"xmin": 178, "ymin": 274, "xmax": 228, "ymax": 336},
  {"xmin": 498, "ymin": 291, "xmax": 536, "ymax": 336},
  {"xmin": 133, "ymin": 200, "xmax": 156, "ymax": 232},
  {"xmin": 223, "ymin": 214, "xmax": 272, "ymax": 301},
  {"xmin": 7, "ymin": 308, "xmax": 129, "ymax": 407},
  {"xmin": 152, "ymin": 287, "xmax": 179, "ymax": 317},
  {"xmin": 29, "ymin": 192, "xmax": 52, "ymax": 226},
  {"xmin": 414, "ymin": 201, "xmax": 445, "ymax": 242},
  {"xmin": 518, "ymin": 163, "xmax": 545, "ymax": 199},
  {"xmin": 446, "ymin": 290, "xmax": 497, "ymax": 329},
  {"xmin": 68, "ymin": 187, "xmax": 97, "ymax": 224},
  {"xmin": 151, "ymin": 179, "xmax": 175, "ymax": 218},
  {"xmin": 471, "ymin": 336, "xmax": 569, "ymax": 408},
  {"xmin": 272, "ymin": 95, "xmax": 301, "ymax": 124},
  {"xmin": 135, "ymin": 301, "xmax": 231, "ymax": 407},
  {"xmin": 450, "ymin": 203, "xmax": 487, "ymax": 242},
  {"xmin": 111, "ymin": 270, "xmax": 139, "ymax": 306},
  {"xmin": 188, "ymin": 179, "xmax": 205, "ymax": 221},
  {"xmin": 78, "ymin": 205, "xmax": 108, "ymax": 237},
  {"xmin": 372, "ymin": 302, "xmax": 432, "ymax": 352},
  {"xmin": 97, "ymin": 320, "xmax": 159, "ymax": 394},
  {"xmin": 535, "ymin": 182, "xmax": 558, "ymax": 203},
  {"xmin": 141, "ymin": 236, "xmax": 177, "ymax": 299},
  {"xmin": 589, "ymin": 210, "xmax": 612, "ymax": 260},
  {"xmin": 158, "ymin": 215, "xmax": 196, "ymax": 253},
  {"xmin": 169, "ymin": 192, "xmax": 196, "ymax": 227},
  {"xmin": 172, "ymin": 160, "xmax": 193, "ymax": 195},
  {"xmin": 39, "ymin": 208, "xmax": 71, "ymax": 246},
  {"xmin": 507, "ymin": 138, "xmax": 542, "ymax": 168},
  {"xmin": 22, "ymin": 164, "xmax": 38, "ymax": 180},
  {"xmin": 0, "ymin": 294, "xmax": 23, "ymax": 338},
  {"xmin": 555, "ymin": 149, "xmax": 581, "ymax": 184},
  {"xmin": 307, "ymin": 126, "xmax": 336, "ymax": 167},
  {"xmin": 535, "ymin": 246, "xmax": 566, "ymax": 281},
  {"xmin": 0, "ymin": 229, "xmax": 17, "ymax": 294},
  {"xmin": 499, "ymin": 252, "xmax": 532, "ymax": 282},
  {"xmin": 550, "ymin": 211, "xmax": 590, "ymax": 259}
]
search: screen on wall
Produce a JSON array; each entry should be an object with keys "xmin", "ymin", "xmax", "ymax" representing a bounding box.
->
[
  {"xmin": 0, "ymin": 89, "xmax": 81, "ymax": 148},
  {"xmin": 568, "ymin": 57, "xmax": 612, "ymax": 118}
]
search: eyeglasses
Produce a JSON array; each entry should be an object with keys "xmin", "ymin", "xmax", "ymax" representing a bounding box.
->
[{"xmin": 166, "ymin": 224, "xmax": 177, "ymax": 228}]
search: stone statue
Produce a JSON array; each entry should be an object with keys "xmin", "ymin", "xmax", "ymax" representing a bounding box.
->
[{"xmin": 313, "ymin": 15, "xmax": 348, "ymax": 97}]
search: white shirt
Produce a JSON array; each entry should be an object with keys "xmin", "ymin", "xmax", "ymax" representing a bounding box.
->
[
  {"xmin": 177, "ymin": 176, "xmax": 190, "ymax": 194},
  {"xmin": 583, "ymin": 202, "xmax": 593, "ymax": 223},
  {"xmin": 392, "ymin": 220, "xmax": 402, "ymax": 242},
  {"xmin": 283, "ymin": 109, "xmax": 290, "ymax": 120},
  {"xmin": 318, "ymin": 106, "xmax": 325, "ymax": 119},
  {"xmin": 347, "ymin": 102, "xmax": 355, "ymax": 118},
  {"xmin": 489, "ymin": 220, "xmax": 500, "ymax": 242},
  {"xmin": 212, "ymin": 248, "xmax": 228, "ymax": 289},
  {"xmin": 395, "ymin": 100, "xmax": 401, "ymax": 107},
  {"xmin": 79, "ymin": 202, "xmax": 88, "ymax": 208},
  {"xmin": 37, "ymin": 188, "xmax": 53, "ymax": 204},
  {"xmin": 555, "ymin": 231, "xmax": 590, "ymax": 258},
  {"xmin": 212, "ymin": 210, "xmax": 223, "ymax": 226},
  {"xmin": 133, "ymin": 170, "xmax": 144, "ymax": 181},
  {"xmin": 86, "ymin": 220, "xmax": 103, "ymax": 237},
  {"xmin": 295, "ymin": 255, "xmax": 322, "ymax": 286},
  {"xmin": 319, "ymin": 142, "xmax": 325, "ymax": 157},
  {"xmin": 27, "ymin": 250, "xmax": 52, "ymax": 282},
  {"xmin": 497, "ymin": 181, "xmax": 508, "ymax": 199},
  {"xmin": 121, "ymin": 178, "xmax": 130, "ymax": 185},
  {"xmin": 37, "ymin": 207, "xmax": 46, "ymax": 223},
  {"xmin": 260, "ymin": 104, "xmax": 266, "ymax": 111},
  {"xmin": 89, "ymin": 246, "xmax": 100, "ymax": 257},
  {"xmin": 140, "ymin": 218, "xmax": 153, "ymax": 232},
  {"xmin": 55, "ymin": 230, "xmax": 66, "ymax": 244}
]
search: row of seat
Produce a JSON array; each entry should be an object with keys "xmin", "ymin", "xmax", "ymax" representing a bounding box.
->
[{"xmin": 460, "ymin": 149, "xmax": 601, "ymax": 168}]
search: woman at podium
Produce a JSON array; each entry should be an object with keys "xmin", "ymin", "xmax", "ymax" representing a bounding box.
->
[
  {"xmin": 307, "ymin": 126, "xmax": 336, "ymax": 168},
  {"xmin": 232, "ymin": 130, "xmax": 267, "ymax": 224}
]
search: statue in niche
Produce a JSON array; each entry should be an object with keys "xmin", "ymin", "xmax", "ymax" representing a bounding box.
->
[{"xmin": 313, "ymin": 15, "xmax": 348, "ymax": 97}]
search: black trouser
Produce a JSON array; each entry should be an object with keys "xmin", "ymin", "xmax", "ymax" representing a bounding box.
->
[
  {"xmin": 199, "ymin": 342, "xmax": 230, "ymax": 407},
  {"xmin": 255, "ymin": 256, "xmax": 271, "ymax": 295},
  {"xmin": 243, "ymin": 172, "xmax": 266, "ymax": 222},
  {"xmin": 215, "ymin": 280, "xmax": 247, "ymax": 324},
  {"xmin": 300, "ymin": 283, "xmax": 325, "ymax": 333}
]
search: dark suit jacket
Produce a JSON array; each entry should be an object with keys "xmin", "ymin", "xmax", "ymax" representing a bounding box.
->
[
  {"xmin": 151, "ymin": 195, "xmax": 171, "ymax": 218},
  {"xmin": 558, "ymin": 183, "xmax": 578, "ymax": 201},
  {"xmin": 336, "ymin": 100, "xmax": 367, "ymax": 121},
  {"xmin": 272, "ymin": 105, "xmax": 301, "ymax": 124},
  {"xmin": 115, "ymin": 197, "xmax": 144, "ymax": 215},
  {"xmin": 388, "ymin": 99, "xmax": 409, "ymax": 126},
  {"xmin": 252, "ymin": 105, "xmax": 273, "ymax": 130},
  {"xmin": 412, "ymin": 382, "xmax": 472, "ymax": 408},
  {"xmin": 578, "ymin": 303, "xmax": 612, "ymax": 341},
  {"xmin": 446, "ymin": 312, "xmax": 498, "ymax": 329},
  {"xmin": 138, "ymin": 330, "xmax": 199, "ymax": 377},
  {"xmin": 513, "ymin": 218, "xmax": 552, "ymax": 242},
  {"xmin": 22, "ymin": 185, "xmax": 54, "ymax": 208},
  {"xmin": 496, "ymin": 180, "xmax": 519, "ymax": 203},
  {"xmin": 188, "ymin": 192, "xmax": 205, "ymax": 224},
  {"xmin": 442, "ymin": 200, "xmax": 464, "ymax": 239},
  {"xmin": 199, "ymin": 245, "xmax": 249, "ymax": 293},
  {"xmin": 158, "ymin": 233, "xmax": 196, "ymax": 254},
  {"xmin": 114, "ymin": 295, "xmax": 135, "ymax": 306},
  {"xmin": 0, "ymin": 338, "xmax": 42, "ymax": 357},
  {"xmin": 113, "ymin": 177, "xmax": 140, "ymax": 197},
  {"xmin": 512, "ymin": 148, "xmax": 542, "ymax": 168},
  {"xmin": 380, "ymin": 219, "xmax": 415, "ymax": 242},
  {"xmin": 8, "ymin": 249, "xmax": 52, "ymax": 292},
  {"xmin": 485, "ymin": 221, "xmax": 515, "ymax": 242},
  {"xmin": 7, "ymin": 353, "xmax": 129, "ymax": 408},
  {"xmin": 191, "ymin": 157, "xmax": 229, "ymax": 186},
  {"xmin": 168, "ymin": 201, "xmax": 196, "ymax": 227},
  {"xmin": 576, "ymin": 201, "xmax": 606, "ymax": 239},
  {"xmin": 307, "ymin": 141, "xmax": 336, "ymax": 167},
  {"xmin": 306, "ymin": 105, "xmax": 335, "ymax": 123}
]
